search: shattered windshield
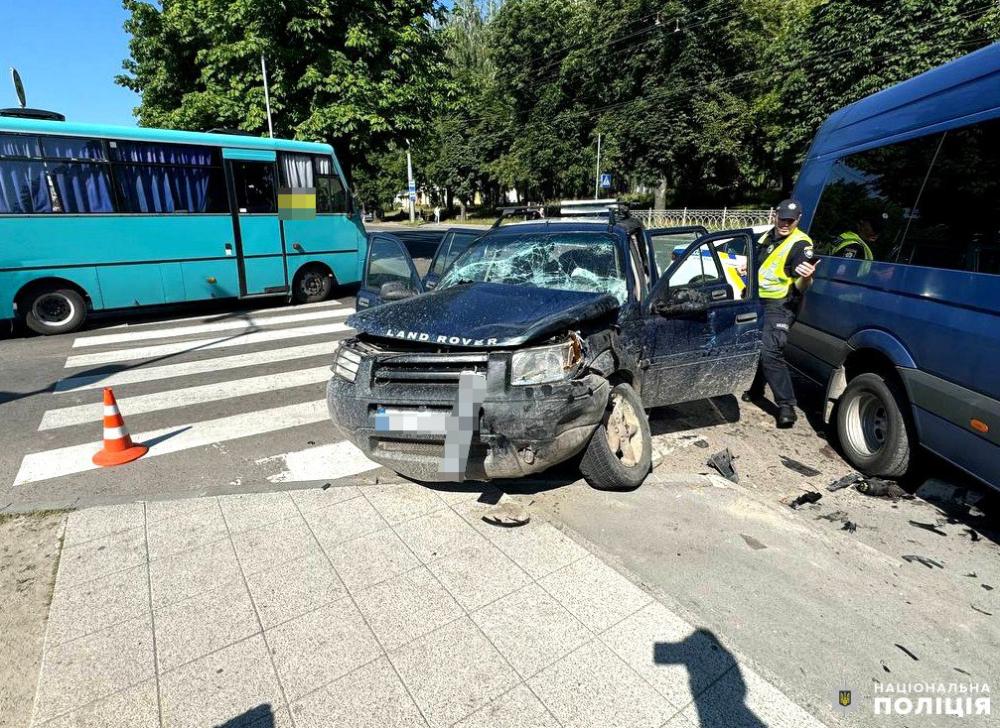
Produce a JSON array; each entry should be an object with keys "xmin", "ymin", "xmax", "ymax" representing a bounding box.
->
[{"xmin": 437, "ymin": 232, "xmax": 627, "ymax": 302}]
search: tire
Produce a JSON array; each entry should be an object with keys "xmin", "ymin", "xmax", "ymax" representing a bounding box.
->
[
  {"xmin": 579, "ymin": 382, "xmax": 652, "ymax": 491},
  {"xmin": 292, "ymin": 266, "xmax": 334, "ymax": 303},
  {"xmin": 835, "ymin": 372, "xmax": 912, "ymax": 478},
  {"xmin": 22, "ymin": 286, "xmax": 86, "ymax": 335}
]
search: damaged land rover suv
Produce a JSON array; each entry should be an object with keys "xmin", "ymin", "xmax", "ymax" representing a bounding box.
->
[{"xmin": 328, "ymin": 209, "xmax": 764, "ymax": 490}]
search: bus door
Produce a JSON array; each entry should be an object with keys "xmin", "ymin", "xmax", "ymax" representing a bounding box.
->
[{"xmin": 223, "ymin": 149, "xmax": 288, "ymax": 296}]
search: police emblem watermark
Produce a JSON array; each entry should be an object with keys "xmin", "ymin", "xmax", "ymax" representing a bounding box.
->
[
  {"xmin": 834, "ymin": 688, "xmax": 858, "ymax": 714},
  {"xmin": 835, "ymin": 681, "xmax": 991, "ymax": 718}
]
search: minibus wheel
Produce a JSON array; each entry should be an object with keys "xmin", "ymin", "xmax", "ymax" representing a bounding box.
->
[
  {"xmin": 23, "ymin": 286, "xmax": 86, "ymax": 336},
  {"xmin": 836, "ymin": 372, "xmax": 912, "ymax": 478},
  {"xmin": 293, "ymin": 265, "xmax": 333, "ymax": 303},
  {"xmin": 580, "ymin": 382, "xmax": 652, "ymax": 490}
]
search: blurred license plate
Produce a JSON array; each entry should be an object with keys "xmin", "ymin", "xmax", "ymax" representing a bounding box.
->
[{"xmin": 374, "ymin": 407, "xmax": 448, "ymax": 434}]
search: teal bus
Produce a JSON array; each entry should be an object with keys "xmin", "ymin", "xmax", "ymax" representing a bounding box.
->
[{"xmin": 0, "ymin": 113, "xmax": 367, "ymax": 334}]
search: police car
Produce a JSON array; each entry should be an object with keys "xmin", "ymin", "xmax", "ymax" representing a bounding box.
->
[{"xmin": 329, "ymin": 206, "xmax": 767, "ymax": 490}]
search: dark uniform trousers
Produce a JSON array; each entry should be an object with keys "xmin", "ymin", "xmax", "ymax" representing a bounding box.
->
[{"xmin": 749, "ymin": 300, "xmax": 797, "ymax": 406}]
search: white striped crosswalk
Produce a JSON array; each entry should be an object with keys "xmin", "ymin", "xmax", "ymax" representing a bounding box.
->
[
  {"xmin": 13, "ymin": 297, "xmax": 384, "ymax": 490},
  {"xmin": 39, "ymin": 365, "xmax": 332, "ymax": 430},
  {"xmin": 64, "ymin": 321, "xmax": 353, "ymax": 368},
  {"xmin": 54, "ymin": 341, "xmax": 341, "ymax": 392},
  {"xmin": 72, "ymin": 307, "xmax": 353, "ymax": 347}
]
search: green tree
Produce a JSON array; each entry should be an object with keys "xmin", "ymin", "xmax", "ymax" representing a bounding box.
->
[{"xmin": 117, "ymin": 0, "xmax": 449, "ymax": 190}]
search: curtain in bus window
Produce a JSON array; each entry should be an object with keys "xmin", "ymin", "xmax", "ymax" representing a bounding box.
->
[
  {"xmin": 41, "ymin": 137, "xmax": 106, "ymax": 160},
  {"xmin": 899, "ymin": 120, "xmax": 1000, "ymax": 274},
  {"xmin": 114, "ymin": 164, "xmax": 226, "ymax": 213},
  {"xmin": 48, "ymin": 162, "xmax": 113, "ymax": 213},
  {"xmin": 810, "ymin": 135, "xmax": 940, "ymax": 262},
  {"xmin": 0, "ymin": 134, "xmax": 41, "ymax": 158},
  {"xmin": 279, "ymin": 153, "xmax": 314, "ymax": 188},
  {"xmin": 110, "ymin": 141, "xmax": 215, "ymax": 166},
  {"xmin": 315, "ymin": 156, "xmax": 333, "ymax": 176},
  {"xmin": 0, "ymin": 160, "xmax": 51, "ymax": 213}
]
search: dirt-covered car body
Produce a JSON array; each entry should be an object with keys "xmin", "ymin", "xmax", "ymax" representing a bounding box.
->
[{"xmin": 328, "ymin": 218, "xmax": 765, "ymax": 486}]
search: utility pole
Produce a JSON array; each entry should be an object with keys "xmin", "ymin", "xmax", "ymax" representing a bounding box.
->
[
  {"xmin": 261, "ymin": 53, "xmax": 274, "ymax": 139},
  {"xmin": 406, "ymin": 141, "xmax": 416, "ymax": 223},
  {"xmin": 594, "ymin": 133, "xmax": 602, "ymax": 200}
]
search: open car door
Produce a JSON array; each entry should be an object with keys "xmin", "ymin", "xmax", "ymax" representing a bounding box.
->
[
  {"xmin": 640, "ymin": 229, "xmax": 763, "ymax": 407},
  {"xmin": 645, "ymin": 225, "xmax": 709, "ymax": 283},
  {"xmin": 356, "ymin": 233, "xmax": 425, "ymax": 310}
]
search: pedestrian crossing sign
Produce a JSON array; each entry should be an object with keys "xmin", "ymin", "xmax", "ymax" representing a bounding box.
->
[{"xmin": 600, "ymin": 173, "xmax": 611, "ymax": 189}]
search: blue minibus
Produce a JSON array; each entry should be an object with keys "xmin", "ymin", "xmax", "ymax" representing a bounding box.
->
[
  {"xmin": 0, "ymin": 114, "xmax": 366, "ymax": 334},
  {"xmin": 787, "ymin": 43, "xmax": 1000, "ymax": 489}
]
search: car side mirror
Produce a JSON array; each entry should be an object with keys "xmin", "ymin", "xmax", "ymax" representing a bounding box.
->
[
  {"xmin": 380, "ymin": 281, "xmax": 416, "ymax": 301},
  {"xmin": 653, "ymin": 287, "xmax": 710, "ymax": 316}
]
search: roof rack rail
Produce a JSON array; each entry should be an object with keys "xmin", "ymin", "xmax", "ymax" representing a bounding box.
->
[
  {"xmin": 490, "ymin": 205, "xmax": 544, "ymax": 228},
  {"xmin": 0, "ymin": 107, "xmax": 65, "ymax": 121}
]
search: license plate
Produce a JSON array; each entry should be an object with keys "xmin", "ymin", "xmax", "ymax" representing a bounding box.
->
[{"xmin": 374, "ymin": 407, "xmax": 449, "ymax": 435}]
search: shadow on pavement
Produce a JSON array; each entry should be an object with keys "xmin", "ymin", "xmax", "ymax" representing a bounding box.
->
[
  {"xmin": 214, "ymin": 703, "xmax": 274, "ymax": 728},
  {"xmin": 139, "ymin": 426, "xmax": 193, "ymax": 449},
  {"xmin": 655, "ymin": 629, "xmax": 765, "ymax": 727}
]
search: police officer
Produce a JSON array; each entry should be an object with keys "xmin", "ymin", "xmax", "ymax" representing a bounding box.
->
[
  {"xmin": 830, "ymin": 217, "xmax": 878, "ymax": 260},
  {"xmin": 742, "ymin": 199, "xmax": 818, "ymax": 428}
]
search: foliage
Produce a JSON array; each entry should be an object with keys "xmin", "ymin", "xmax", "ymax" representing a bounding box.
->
[
  {"xmin": 118, "ymin": 0, "xmax": 448, "ymax": 191},
  {"xmin": 119, "ymin": 0, "xmax": 1000, "ymax": 211}
]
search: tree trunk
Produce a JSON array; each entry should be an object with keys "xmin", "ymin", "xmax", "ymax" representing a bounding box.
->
[{"xmin": 458, "ymin": 198, "xmax": 467, "ymax": 221}]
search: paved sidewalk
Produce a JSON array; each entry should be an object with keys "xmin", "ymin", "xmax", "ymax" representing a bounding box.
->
[{"xmin": 29, "ymin": 483, "xmax": 828, "ymax": 728}]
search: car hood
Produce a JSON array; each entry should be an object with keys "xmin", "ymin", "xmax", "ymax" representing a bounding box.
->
[{"xmin": 348, "ymin": 283, "xmax": 619, "ymax": 348}]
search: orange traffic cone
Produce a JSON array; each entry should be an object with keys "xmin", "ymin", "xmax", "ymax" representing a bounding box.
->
[{"xmin": 92, "ymin": 388, "xmax": 148, "ymax": 467}]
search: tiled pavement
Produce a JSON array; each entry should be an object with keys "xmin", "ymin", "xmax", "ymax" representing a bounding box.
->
[{"xmin": 29, "ymin": 484, "xmax": 827, "ymax": 728}]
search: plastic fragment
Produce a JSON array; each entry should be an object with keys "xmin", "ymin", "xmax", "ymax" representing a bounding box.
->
[{"xmin": 706, "ymin": 448, "xmax": 739, "ymax": 483}]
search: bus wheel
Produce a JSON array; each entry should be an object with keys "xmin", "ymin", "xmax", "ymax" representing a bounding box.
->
[
  {"xmin": 293, "ymin": 266, "xmax": 333, "ymax": 303},
  {"xmin": 836, "ymin": 372, "xmax": 912, "ymax": 478},
  {"xmin": 23, "ymin": 286, "xmax": 87, "ymax": 336}
]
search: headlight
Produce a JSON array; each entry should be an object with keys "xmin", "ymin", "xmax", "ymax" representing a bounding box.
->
[
  {"xmin": 510, "ymin": 338, "xmax": 582, "ymax": 386},
  {"xmin": 334, "ymin": 345, "xmax": 362, "ymax": 382}
]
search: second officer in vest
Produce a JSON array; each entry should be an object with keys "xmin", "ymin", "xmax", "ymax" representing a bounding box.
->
[{"xmin": 743, "ymin": 199, "xmax": 818, "ymax": 428}]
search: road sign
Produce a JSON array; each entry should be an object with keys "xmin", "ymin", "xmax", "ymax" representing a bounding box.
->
[
  {"xmin": 600, "ymin": 173, "xmax": 611, "ymax": 190},
  {"xmin": 407, "ymin": 180, "xmax": 416, "ymax": 201}
]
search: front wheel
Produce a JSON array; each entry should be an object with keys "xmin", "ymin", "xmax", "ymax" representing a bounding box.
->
[
  {"xmin": 579, "ymin": 382, "xmax": 652, "ymax": 491},
  {"xmin": 23, "ymin": 286, "xmax": 87, "ymax": 335},
  {"xmin": 836, "ymin": 372, "xmax": 912, "ymax": 478},
  {"xmin": 292, "ymin": 266, "xmax": 334, "ymax": 304}
]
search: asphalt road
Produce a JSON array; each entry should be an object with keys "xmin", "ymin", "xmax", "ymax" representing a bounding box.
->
[
  {"xmin": 0, "ymin": 294, "xmax": 371, "ymax": 512},
  {"xmin": 2, "ymin": 283, "xmax": 997, "ymax": 727}
]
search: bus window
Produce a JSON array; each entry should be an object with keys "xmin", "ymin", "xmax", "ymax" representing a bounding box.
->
[
  {"xmin": 231, "ymin": 161, "xmax": 277, "ymax": 214},
  {"xmin": 40, "ymin": 136, "xmax": 106, "ymax": 160},
  {"xmin": 111, "ymin": 140, "xmax": 227, "ymax": 213},
  {"xmin": 113, "ymin": 163, "xmax": 227, "ymax": 213},
  {"xmin": 0, "ymin": 133, "xmax": 42, "ymax": 158},
  {"xmin": 314, "ymin": 155, "xmax": 347, "ymax": 213},
  {"xmin": 279, "ymin": 152, "xmax": 314, "ymax": 188},
  {"xmin": 0, "ymin": 160, "xmax": 51, "ymax": 213},
  {"xmin": 48, "ymin": 161, "xmax": 114, "ymax": 213},
  {"xmin": 810, "ymin": 134, "xmax": 940, "ymax": 263}
]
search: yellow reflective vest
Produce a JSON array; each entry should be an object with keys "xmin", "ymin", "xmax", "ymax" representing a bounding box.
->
[
  {"xmin": 757, "ymin": 228, "xmax": 814, "ymax": 300},
  {"xmin": 831, "ymin": 231, "xmax": 874, "ymax": 260}
]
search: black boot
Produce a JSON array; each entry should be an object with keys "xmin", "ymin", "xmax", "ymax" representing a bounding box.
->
[
  {"xmin": 741, "ymin": 389, "xmax": 764, "ymax": 403},
  {"xmin": 776, "ymin": 405, "xmax": 797, "ymax": 429}
]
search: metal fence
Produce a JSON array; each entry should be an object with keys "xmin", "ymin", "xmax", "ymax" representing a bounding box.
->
[{"xmin": 632, "ymin": 208, "xmax": 774, "ymax": 231}]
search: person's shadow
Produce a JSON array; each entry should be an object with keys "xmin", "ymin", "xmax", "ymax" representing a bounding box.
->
[
  {"xmin": 654, "ymin": 628, "xmax": 766, "ymax": 727},
  {"xmin": 214, "ymin": 703, "xmax": 274, "ymax": 728}
]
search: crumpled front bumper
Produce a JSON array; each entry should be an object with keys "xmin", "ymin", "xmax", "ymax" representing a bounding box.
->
[{"xmin": 327, "ymin": 360, "xmax": 610, "ymax": 482}]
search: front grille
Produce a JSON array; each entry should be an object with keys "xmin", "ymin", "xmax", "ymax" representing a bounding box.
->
[{"xmin": 372, "ymin": 352, "xmax": 489, "ymax": 386}]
